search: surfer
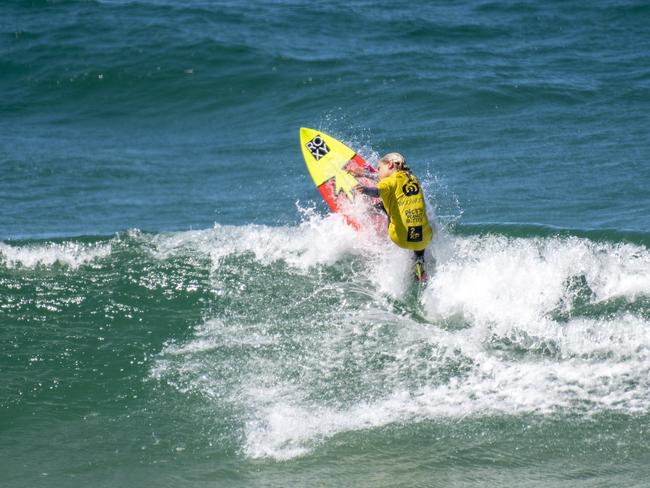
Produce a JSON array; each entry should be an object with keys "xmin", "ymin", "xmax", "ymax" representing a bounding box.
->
[{"xmin": 351, "ymin": 153, "xmax": 433, "ymax": 282}]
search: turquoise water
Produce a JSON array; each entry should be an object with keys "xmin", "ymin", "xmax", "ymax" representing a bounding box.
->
[{"xmin": 2, "ymin": 1, "xmax": 650, "ymax": 486}]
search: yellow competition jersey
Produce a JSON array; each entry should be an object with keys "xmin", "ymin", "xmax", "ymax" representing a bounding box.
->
[{"xmin": 376, "ymin": 171, "xmax": 433, "ymax": 251}]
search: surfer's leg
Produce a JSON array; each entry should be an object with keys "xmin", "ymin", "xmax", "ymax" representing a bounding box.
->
[
  {"xmin": 413, "ymin": 250, "xmax": 426, "ymax": 283},
  {"xmin": 373, "ymin": 201, "xmax": 387, "ymax": 215}
]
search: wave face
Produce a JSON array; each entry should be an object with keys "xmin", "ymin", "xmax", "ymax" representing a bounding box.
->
[{"xmin": 3, "ymin": 219, "xmax": 650, "ymax": 484}]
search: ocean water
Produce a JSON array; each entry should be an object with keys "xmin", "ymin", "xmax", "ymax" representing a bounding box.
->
[{"xmin": 2, "ymin": 1, "xmax": 650, "ymax": 486}]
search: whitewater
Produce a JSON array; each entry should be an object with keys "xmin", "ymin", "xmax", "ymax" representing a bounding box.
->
[{"xmin": 4, "ymin": 212, "xmax": 649, "ymax": 464}]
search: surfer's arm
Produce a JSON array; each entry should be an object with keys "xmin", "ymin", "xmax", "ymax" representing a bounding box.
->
[
  {"xmin": 355, "ymin": 184, "xmax": 380, "ymax": 198},
  {"xmin": 347, "ymin": 164, "xmax": 375, "ymax": 179}
]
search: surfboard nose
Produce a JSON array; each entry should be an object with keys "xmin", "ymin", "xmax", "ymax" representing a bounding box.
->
[{"xmin": 300, "ymin": 127, "xmax": 316, "ymax": 139}]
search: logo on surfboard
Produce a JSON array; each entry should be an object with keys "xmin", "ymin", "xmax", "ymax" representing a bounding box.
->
[{"xmin": 305, "ymin": 135, "xmax": 330, "ymax": 161}]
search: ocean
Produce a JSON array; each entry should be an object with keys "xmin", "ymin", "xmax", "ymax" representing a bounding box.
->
[{"xmin": 2, "ymin": 1, "xmax": 650, "ymax": 486}]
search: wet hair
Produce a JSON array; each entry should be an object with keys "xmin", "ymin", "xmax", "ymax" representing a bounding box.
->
[{"xmin": 379, "ymin": 152, "xmax": 411, "ymax": 173}]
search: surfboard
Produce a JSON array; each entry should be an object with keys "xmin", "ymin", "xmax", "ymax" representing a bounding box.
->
[{"xmin": 299, "ymin": 127, "xmax": 385, "ymax": 230}]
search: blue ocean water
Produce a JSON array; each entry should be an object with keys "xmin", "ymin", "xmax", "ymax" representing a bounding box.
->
[{"xmin": 2, "ymin": 1, "xmax": 650, "ymax": 487}]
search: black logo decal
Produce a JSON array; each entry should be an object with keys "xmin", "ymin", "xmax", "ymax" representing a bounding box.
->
[
  {"xmin": 306, "ymin": 135, "xmax": 330, "ymax": 161},
  {"xmin": 402, "ymin": 180, "xmax": 420, "ymax": 196},
  {"xmin": 407, "ymin": 226, "xmax": 423, "ymax": 242}
]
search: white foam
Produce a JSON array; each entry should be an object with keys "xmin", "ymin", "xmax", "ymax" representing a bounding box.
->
[
  {"xmin": 144, "ymin": 205, "xmax": 419, "ymax": 301},
  {"xmin": 160, "ymin": 318, "xmax": 280, "ymax": 357},
  {"xmin": 0, "ymin": 240, "xmax": 112, "ymax": 269},
  {"xmin": 145, "ymin": 203, "xmax": 444, "ymax": 301},
  {"xmin": 243, "ymin": 398, "xmax": 395, "ymax": 460},
  {"xmin": 147, "ymin": 210, "xmax": 364, "ymax": 269},
  {"xmin": 149, "ymin": 220, "xmax": 650, "ymax": 460},
  {"xmin": 240, "ymin": 312, "xmax": 650, "ymax": 459},
  {"xmin": 422, "ymin": 234, "xmax": 650, "ymax": 325}
]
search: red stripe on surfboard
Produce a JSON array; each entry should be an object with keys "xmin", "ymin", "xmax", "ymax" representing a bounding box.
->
[
  {"xmin": 317, "ymin": 182, "xmax": 340, "ymax": 213},
  {"xmin": 351, "ymin": 154, "xmax": 375, "ymax": 173}
]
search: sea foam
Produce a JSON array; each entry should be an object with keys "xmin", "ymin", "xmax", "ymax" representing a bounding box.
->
[
  {"xmin": 148, "ymin": 215, "xmax": 650, "ymax": 460},
  {"xmin": 0, "ymin": 241, "xmax": 112, "ymax": 269}
]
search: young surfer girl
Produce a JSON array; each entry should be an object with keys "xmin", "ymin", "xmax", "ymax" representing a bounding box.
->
[{"xmin": 352, "ymin": 153, "xmax": 433, "ymax": 282}]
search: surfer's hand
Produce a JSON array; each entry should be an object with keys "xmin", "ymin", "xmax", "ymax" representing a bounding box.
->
[{"xmin": 347, "ymin": 165, "xmax": 365, "ymax": 177}]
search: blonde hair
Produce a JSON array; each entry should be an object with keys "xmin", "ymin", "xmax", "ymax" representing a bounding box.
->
[{"xmin": 379, "ymin": 152, "xmax": 410, "ymax": 173}]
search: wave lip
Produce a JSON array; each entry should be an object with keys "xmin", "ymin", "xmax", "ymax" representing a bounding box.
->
[{"xmin": 0, "ymin": 240, "xmax": 112, "ymax": 269}]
